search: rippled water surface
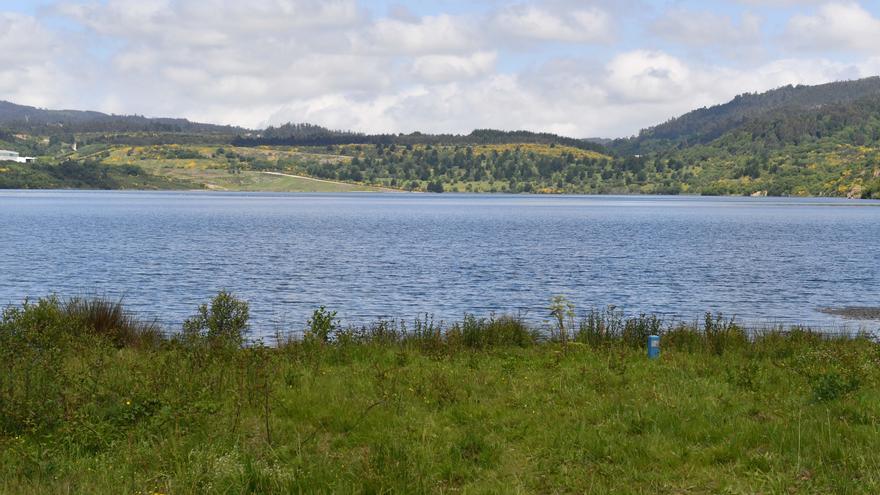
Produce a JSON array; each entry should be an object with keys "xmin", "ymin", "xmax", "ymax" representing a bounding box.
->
[{"xmin": 1, "ymin": 191, "xmax": 879, "ymax": 335}]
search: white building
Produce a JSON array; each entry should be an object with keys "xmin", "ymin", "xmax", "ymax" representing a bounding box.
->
[{"xmin": 0, "ymin": 150, "xmax": 35, "ymax": 163}]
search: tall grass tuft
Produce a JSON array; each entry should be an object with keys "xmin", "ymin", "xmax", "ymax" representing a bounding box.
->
[
  {"xmin": 448, "ymin": 314, "xmax": 535, "ymax": 349},
  {"xmin": 63, "ymin": 296, "xmax": 163, "ymax": 349},
  {"xmin": 703, "ymin": 312, "xmax": 748, "ymax": 355},
  {"xmin": 403, "ymin": 314, "xmax": 445, "ymax": 352},
  {"xmin": 575, "ymin": 307, "xmax": 661, "ymax": 348}
]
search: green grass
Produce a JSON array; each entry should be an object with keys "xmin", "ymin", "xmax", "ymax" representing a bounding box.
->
[
  {"xmin": 187, "ymin": 170, "xmax": 379, "ymax": 192},
  {"xmin": 137, "ymin": 162, "xmax": 380, "ymax": 192},
  {"xmin": 1, "ymin": 144, "xmax": 391, "ymax": 193},
  {"xmin": 111, "ymin": 149, "xmax": 385, "ymax": 192},
  {"xmin": 1, "ymin": 295, "xmax": 879, "ymax": 493}
]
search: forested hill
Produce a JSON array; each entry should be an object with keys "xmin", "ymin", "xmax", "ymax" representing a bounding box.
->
[
  {"xmin": 613, "ymin": 77, "xmax": 880, "ymax": 155},
  {"xmin": 0, "ymin": 101, "xmax": 244, "ymax": 134},
  {"xmin": 3, "ymin": 77, "xmax": 880, "ymax": 197},
  {"xmin": 233, "ymin": 124, "xmax": 608, "ymax": 154}
]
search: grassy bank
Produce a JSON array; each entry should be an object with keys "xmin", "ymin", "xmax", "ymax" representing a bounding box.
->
[
  {"xmin": 1, "ymin": 294, "xmax": 879, "ymax": 494},
  {"xmin": 0, "ymin": 161, "xmax": 197, "ymax": 190}
]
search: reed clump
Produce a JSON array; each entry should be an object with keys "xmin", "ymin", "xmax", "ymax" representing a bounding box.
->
[{"xmin": 64, "ymin": 296, "xmax": 164, "ymax": 348}]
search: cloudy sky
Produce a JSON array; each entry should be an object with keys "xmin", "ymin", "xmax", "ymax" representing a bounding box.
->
[{"xmin": 1, "ymin": 0, "xmax": 880, "ymax": 137}]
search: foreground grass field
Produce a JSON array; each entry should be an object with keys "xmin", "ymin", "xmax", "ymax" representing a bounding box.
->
[{"xmin": 1, "ymin": 294, "xmax": 879, "ymax": 494}]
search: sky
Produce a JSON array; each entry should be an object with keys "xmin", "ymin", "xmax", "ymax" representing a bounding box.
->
[{"xmin": 2, "ymin": 0, "xmax": 880, "ymax": 137}]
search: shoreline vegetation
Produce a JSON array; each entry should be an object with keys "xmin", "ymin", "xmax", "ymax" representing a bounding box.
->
[
  {"xmin": 2, "ymin": 142, "xmax": 880, "ymax": 198},
  {"xmin": 2, "ymin": 293, "xmax": 880, "ymax": 493}
]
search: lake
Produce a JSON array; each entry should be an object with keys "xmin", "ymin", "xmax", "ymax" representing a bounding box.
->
[{"xmin": 1, "ymin": 190, "xmax": 879, "ymax": 336}]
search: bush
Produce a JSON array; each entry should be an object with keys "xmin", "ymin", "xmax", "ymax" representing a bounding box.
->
[
  {"xmin": 0, "ymin": 298, "xmax": 77, "ymax": 433},
  {"xmin": 426, "ymin": 180, "xmax": 444, "ymax": 193},
  {"xmin": 812, "ymin": 372, "xmax": 860, "ymax": 402},
  {"xmin": 793, "ymin": 341, "xmax": 876, "ymax": 402},
  {"xmin": 183, "ymin": 291, "xmax": 249, "ymax": 348},
  {"xmin": 305, "ymin": 306, "xmax": 338, "ymax": 344}
]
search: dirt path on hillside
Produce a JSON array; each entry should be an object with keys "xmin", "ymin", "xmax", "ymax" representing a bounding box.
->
[{"xmin": 259, "ymin": 171, "xmax": 402, "ymax": 192}]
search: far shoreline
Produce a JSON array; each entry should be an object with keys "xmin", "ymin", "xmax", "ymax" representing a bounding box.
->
[{"xmin": 3, "ymin": 187, "xmax": 880, "ymax": 203}]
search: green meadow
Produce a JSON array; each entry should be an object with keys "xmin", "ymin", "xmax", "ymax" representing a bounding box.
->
[{"xmin": 1, "ymin": 294, "xmax": 878, "ymax": 494}]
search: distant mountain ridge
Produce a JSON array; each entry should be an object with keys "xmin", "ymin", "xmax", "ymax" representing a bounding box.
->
[
  {"xmin": 5, "ymin": 76, "xmax": 880, "ymax": 152},
  {"xmin": 234, "ymin": 123, "xmax": 609, "ymax": 153},
  {"xmin": 0, "ymin": 101, "xmax": 607, "ymax": 153},
  {"xmin": 0, "ymin": 101, "xmax": 245, "ymax": 134}
]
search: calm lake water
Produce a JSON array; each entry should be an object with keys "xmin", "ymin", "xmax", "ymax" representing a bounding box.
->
[{"xmin": 2, "ymin": 190, "xmax": 879, "ymax": 335}]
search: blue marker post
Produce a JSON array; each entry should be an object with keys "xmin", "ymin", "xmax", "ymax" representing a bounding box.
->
[{"xmin": 647, "ymin": 335, "xmax": 660, "ymax": 360}]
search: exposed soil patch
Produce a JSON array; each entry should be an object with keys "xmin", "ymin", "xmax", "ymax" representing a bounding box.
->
[{"xmin": 819, "ymin": 306, "xmax": 880, "ymax": 320}]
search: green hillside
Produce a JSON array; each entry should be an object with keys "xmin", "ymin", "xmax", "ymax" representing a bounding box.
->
[
  {"xmin": 613, "ymin": 77, "xmax": 880, "ymax": 155},
  {"xmin": 3, "ymin": 77, "xmax": 880, "ymax": 197},
  {"xmin": 623, "ymin": 84, "xmax": 880, "ymax": 198}
]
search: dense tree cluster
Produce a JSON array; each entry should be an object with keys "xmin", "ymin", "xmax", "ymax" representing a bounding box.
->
[
  {"xmin": 234, "ymin": 126, "xmax": 606, "ymax": 153},
  {"xmin": 293, "ymin": 144, "xmax": 684, "ymax": 194},
  {"xmin": 614, "ymin": 77, "xmax": 880, "ymax": 155}
]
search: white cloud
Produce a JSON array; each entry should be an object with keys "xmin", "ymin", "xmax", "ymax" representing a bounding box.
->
[
  {"xmin": 652, "ymin": 9, "xmax": 761, "ymax": 46},
  {"xmin": 736, "ymin": 0, "xmax": 825, "ymax": 5},
  {"xmin": 605, "ymin": 51, "xmax": 692, "ymax": 103},
  {"xmin": 491, "ymin": 4, "xmax": 613, "ymax": 44},
  {"xmin": 47, "ymin": 0, "xmax": 394, "ymax": 122},
  {"xmin": 1, "ymin": 0, "xmax": 880, "ymax": 139},
  {"xmin": 0, "ymin": 12, "xmax": 72, "ymax": 107},
  {"xmin": 356, "ymin": 14, "xmax": 480, "ymax": 54},
  {"xmin": 410, "ymin": 52, "xmax": 497, "ymax": 82},
  {"xmin": 263, "ymin": 48, "xmax": 880, "ymax": 138},
  {"xmin": 58, "ymin": 0, "xmax": 362, "ymax": 37},
  {"xmin": 785, "ymin": 2, "xmax": 880, "ymax": 53}
]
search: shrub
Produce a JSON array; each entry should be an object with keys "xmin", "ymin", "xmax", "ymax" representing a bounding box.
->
[
  {"xmin": 0, "ymin": 297, "xmax": 101, "ymax": 434},
  {"xmin": 305, "ymin": 306, "xmax": 338, "ymax": 344},
  {"xmin": 183, "ymin": 291, "xmax": 249, "ymax": 348},
  {"xmin": 812, "ymin": 372, "xmax": 860, "ymax": 402},
  {"xmin": 793, "ymin": 342, "xmax": 876, "ymax": 402}
]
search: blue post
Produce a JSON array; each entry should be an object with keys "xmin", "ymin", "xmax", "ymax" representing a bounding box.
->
[{"xmin": 648, "ymin": 335, "xmax": 660, "ymax": 359}]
